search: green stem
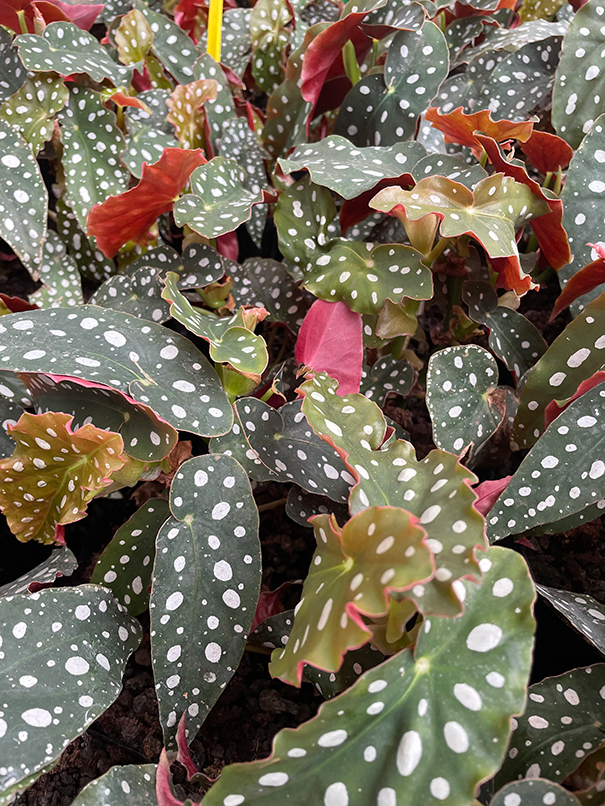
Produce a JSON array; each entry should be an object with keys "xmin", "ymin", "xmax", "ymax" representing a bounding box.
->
[
  {"xmin": 445, "ymin": 275, "xmax": 463, "ymax": 327},
  {"xmin": 526, "ymin": 232, "xmax": 539, "ymax": 254},
  {"xmin": 258, "ymin": 497, "xmax": 288, "ymax": 513},
  {"xmin": 16, "ymin": 9, "xmax": 29, "ymax": 34},
  {"xmin": 553, "ymin": 166, "xmax": 563, "ymax": 196},
  {"xmin": 342, "ymin": 39, "xmax": 361, "ymax": 86},
  {"xmin": 542, "ymin": 171, "xmax": 553, "ymax": 190},
  {"xmin": 425, "ymin": 236, "xmax": 449, "ymax": 266},
  {"xmin": 479, "ymin": 148, "xmax": 488, "ymax": 169},
  {"xmin": 371, "ymin": 38, "xmax": 379, "ymax": 68}
]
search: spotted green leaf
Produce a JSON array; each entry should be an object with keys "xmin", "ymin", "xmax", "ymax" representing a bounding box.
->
[
  {"xmin": 150, "ymin": 454, "xmax": 261, "ymax": 748},
  {"xmin": 199, "ymin": 8, "xmax": 253, "ymax": 79},
  {"xmin": 461, "ymin": 19, "xmax": 568, "ymax": 63},
  {"xmin": 134, "ymin": 0, "xmax": 197, "ymax": 84},
  {"xmin": 426, "ymin": 345, "xmax": 504, "ymax": 456},
  {"xmin": 115, "ymin": 8, "xmax": 153, "ymax": 64},
  {"xmin": 30, "ymin": 230, "xmax": 83, "ymax": 310},
  {"xmin": 90, "ymin": 265, "xmax": 171, "ymax": 323},
  {"xmin": 167, "ymin": 79, "xmax": 218, "ymax": 150},
  {"xmin": 513, "ymin": 292, "xmax": 605, "ymax": 449},
  {"xmin": 411, "ymin": 153, "xmax": 487, "ymax": 188},
  {"xmin": 251, "ymin": 0, "xmax": 292, "ymax": 93},
  {"xmin": 162, "ymin": 272, "xmax": 268, "ymax": 375},
  {"xmin": 248, "ymin": 609, "xmax": 294, "ymax": 650},
  {"xmin": 91, "ymin": 499, "xmax": 170, "ymax": 616},
  {"xmin": 15, "ymin": 23, "xmax": 132, "ymax": 87},
  {"xmin": 492, "ymin": 780, "xmax": 582, "ymax": 806},
  {"xmin": 537, "ymin": 585, "xmax": 605, "ymax": 657},
  {"xmin": 463, "ymin": 281, "xmax": 547, "ymax": 380},
  {"xmin": 496, "ymin": 664, "xmax": 605, "ymax": 787},
  {"xmin": 262, "ymin": 60, "xmax": 312, "ymax": 160},
  {"xmin": 560, "ymin": 115, "xmax": 605, "ymax": 310},
  {"xmin": 274, "ymin": 176, "xmax": 337, "ymax": 268},
  {"xmin": 361, "ymin": 355, "xmax": 414, "ymax": 405},
  {"xmin": 279, "ymin": 137, "xmax": 426, "ymax": 199},
  {"xmin": 0, "ymin": 306, "xmax": 232, "ymax": 438},
  {"xmin": 300, "ymin": 371, "xmax": 486, "ymax": 615},
  {"xmin": 0, "ymin": 585, "xmax": 141, "ymax": 802},
  {"xmin": 552, "ymin": 0, "xmax": 605, "ymax": 149},
  {"xmin": 174, "ymin": 156, "xmax": 264, "ymax": 240},
  {"xmin": 120, "ymin": 120, "xmax": 178, "ymax": 179},
  {"xmin": 55, "ymin": 194, "xmax": 115, "ymax": 283},
  {"xmin": 0, "ymin": 28, "xmax": 26, "ymax": 105},
  {"xmin": 201, "ymin": 546, "xmax": 535, "ymax": 806},
  {"xmin": 270, "ymin": 505, "xmax": 435, "ymax": 686},
  {"xmin": 303, "ymin": 643, "xmax": 386, "ymax": 699},
  {"xmin": 286, "ymin": 484, "xmax": 350, "ymax": 528},
  {"xmin": 490, "ymin": 380, "xmax": 605, "ymax": 541},
  {"xmin": 0, "ymin": 74, "xmax": 68, "ymax": 155},
  {"xmin": 0, "ymin": 371, "xmax": 32, "ymax": 407},
  {"xmin": 335, "ymin": 22, "xmax": 449, "ymax": 147},
  {"xmin": 125, "ymin": 88, "xmax": 172, "ymax": 133},
  {"xmin": 0, "ymin": 393, "xmax": 22, "ymax": 460},
  {"xmin": 0, "ymin": 119, "xmax": 47, "ymax": 273},
  {"xmin": 70, "ymin": 764, "xmax": 157, "ymax": 806},
  {"xmin": 0, "ymin": 547, "xmax": 76, "ymax": 598},
  {"xmin": 58, "ymin": 86, "xmax": 129, "ymax": 233}
]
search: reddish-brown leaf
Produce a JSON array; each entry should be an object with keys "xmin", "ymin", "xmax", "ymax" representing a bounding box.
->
[
  {"xmin": 251, "ymin": 580, "xmax": 300, "ymax": 632},
  {"xmin": 340, "ymin": 173, "xmax": 414, "ymax": 234},
  {"xmin": 105, "ymin": 91, "xmax": 151, "ymax": 112},
  {"xmin": 490, "ymin": 255, "xmax": 534, "ymax": 296},
  {"xmin": 476, "ymin": 133, "xmax": 571, "ymax": 272},
  {"xmin": 425, "ymin": 106, "xmax": 535, "ymax": 154},
  {"xmin": 0, "ymin": 293, "xmax": 38, "ymax": 313},
  {"xmin": 0, "ymin": 0, "xmax": 102, "ymax": 32},
  {"xmin": 522, "ymin": 130, "xmax": 574, "ymax": 175},
  {"xmin": 544, "ymin": 371, "xmax": 605, "ymax": 428},
  {"xmin": 156, "ymin": 750, "xmax": 186, "ymax": 806},
  {"xmin": 550, "ymin": 243, "xmax": 605, "ymax": 320},
  {"xmin": 87, "ymin": 147, "xmax": 207, "ymax": 257},
  {"xmin": 472, "ymin": 476, "xmax": 512, "ymax": 516}
]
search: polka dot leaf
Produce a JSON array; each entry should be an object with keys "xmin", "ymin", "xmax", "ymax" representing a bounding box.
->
[
  {"xmin": 210, "ymin": 397, "xmax": 353, "ymax": 500},
  {"xmin": 121, "ymin": 119, "xmax": 178, "ymax": 180},
  {"xmin": 133, "ymin": 0, "xmax": 197, "ymax": 85},
  {"xmin": 536, "ymin": 585, "xmax": 605, "ymax": 657},
  {"xmin": 29, "ymin": 230, "xmax": 83, "ymax": 310},
  {"xmin": 279, "ymin": 136, "xmax": 427, "ymax": 200},
  {"xmin": 250, "ymin": 0, "xmax": 292, "ymax": 93},
  {"xmin": 552, "ymin": 0, "xmax": 605, "ymax": 150},
  {"xmin": 14, "ymin": 22, "xmax": 132, "ymax": 87},
  {"xmin": 22, "ymin": 373, "xmax": 178, "ymax": 463},
  {"xmin": 55, "ymin": 194, "xmax": 115, "ymax": 283},
  {"xmin": 361, "ymin": 355, "xmax": 415, "ymax": 405},
  {"xmin": 0, "ymin": 411, "xmax": 127, "ymax": 545},
  {"xmin": 173, "ymin": 156, "xmax": 265, "ymax": 240},
  {"xmin": 274, "ymin": 175, "xmax": 337, "ymax": 268},
  {"xmin": 198, "ymin": 8, "xmax": 253, "ymax": 80},
  {"xmin": 496, "ymin": 664, "xmax": 605, "ymax": 788},
  {"xmin": 0, "ymin": 585, "xmax": 141, "ymax": 800},
  {"xmin": 491, "ymin": 779, "xmax": 582, "ymax": 806},
  {"xmin": 0, "ymin": 119, "xmax": 47, "ymax": 273},
  {"xmin": 261, "ymin": 61, "xmax": 312, "ymax": 161},
  {"xmin": 0, "ymin": 73, "xmax": 68, "ymax": 156},
  {"xmin": 0, "ymin": 396, "xmax": 23, "ymax": 460},
  {"xmin": 559, "ymin": 114, "xmax": 605, "ymax": 309},
  {"xmin": 269, "ymin": 504, "xmax": 436, "ymax": 686},
  {"xmin": 114, "ymin": 8, "xmax": 153, "ymax": 65},
  {"xmin": 166, "ymin": 79, "xmax": 218, "ymax": 150},
  {"xmin": 162, "ymin": 272, "xmax": 269, "ymax": 376},
  {"xmin": 0, "ymin": 371, "xmax": 32, "ymax": 407},
  {"xmin": 0, "ymin": 306, "xmax": 233, "ymax": 438},
  {"xmin": 285, "ymin": 484, "xmax": 350, "ymax": 528},
  {"xmin": 91, "ymin": 499, "xmax": 170, "ymax": 616},
  {"xmin": 124, "ymin": 88, "xmax": 173, "ymax": 134},
  {"xmin": 490, "ymin": 379, "xmax": 605, "ymax": 540},
  {"xmin": 334, "ymin": 22, "xmax": 449, "ymax": 147},
  {"xmin": 58, "ymin": 86, "xmax": 130, "ymax": 233},
  {"xmin": 200, "ymin": 546, "xmax": 535, "ymax": 806},
  {"xmin": 513, "ymin": 291, "xmax": 605, "ymax": 449},
  {"xmin": 149, "ymin": 454, "xmax": 261, "ymax": 748},
  {"xmin": 463, "ymin": 280, "xmax": 547, "ymax": 380},
  {"xmin": 426, "ymin": 344, "xmax": 506, "ymax": 458},
  {"xmin": 70, "ymin": 763, "xmax": 157, "ymax": 805},
  {"xmin": 0, "ymin": 27, "xmax": 27, "ymax": 106},
  {"xmin": 300, "ymin": 371, "xmax": 486, "ymax": 615},
  {"xmin": 0, "ymin": 546, "xmax": 77, "ymax": 598},
  {"xmin": 90, "ymin": 266, "xmax": 172, "ymax": 324}
]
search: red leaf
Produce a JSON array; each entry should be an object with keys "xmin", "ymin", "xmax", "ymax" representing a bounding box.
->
[
  {"xmin": 44, "ymin": 0, "xmax": 103, "ymax": 28},
  {"xmin": 295, "ymin": 299, "xmax": 363, "ymax": 395},
  {"xmin": 544, "ymin": 371, "xmax": 605, "ymax": 428},
  {"xmin": 473, "ymin": 476, "xmax": 512, "ymax": 516},
  {"xmin": 87, "ymin": 147, "xmax": 207, "ymax": 258},
  {"xmin": 489, "ymin": 254, "xmax": 535, "ymax": 296},
  {"xmin": 105, "ymin": 91, "xmax": 151, "ymax": 112},
  {"xmin": 550, "ymin": 243, "xmax": 605, "ymax": 320},
  {"xmin": 425, "ymin": 107, "xmax": 534, "ymax": 155},
  {"xmin": 0, "ymin": 0, "xmax": 65, "ymax": 33},
  {"xmin": 340, "ymin": 173, "xmax": 414, "ymax": 234},
  {"xmin": 132, "ymin": 64, "xmax": 153, "ymax": 93},
  {"xmin": 156, "ymin": 750, "xmax": 186, "ymax": 806},
  {"xmin": 476, "ymin": 133, "xmax": 571, "ymax": 272},
  {"xmin": 174, "ymin": 0, "xmax": 206, "ymax": 42},
  {"xmin": 0, "ymin": 293, "xmax": 38, "ymax": 313},
  {"xmin": 250, "ymin": 580, "xmax": 300, "ymax": 632},
  {"xmin": 176, "ymin": 713, "xmax": 198, "ymax": 780},
  {"xmin": 216, "ymin": 230, "xmax": 239, "ymax": 261},
  {"xmin": 522, "ymin": 130, "xmax": 574, "ymax": 175}
]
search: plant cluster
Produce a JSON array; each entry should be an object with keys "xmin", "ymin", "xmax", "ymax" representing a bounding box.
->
[{"xmin": 0, "ymin": 0, "xmax": 605, "ymax": 802}]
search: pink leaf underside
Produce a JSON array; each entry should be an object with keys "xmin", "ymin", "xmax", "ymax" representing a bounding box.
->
[{"xmin": 473, "ymin": 476, "xmax": 513, "ymax": 516}]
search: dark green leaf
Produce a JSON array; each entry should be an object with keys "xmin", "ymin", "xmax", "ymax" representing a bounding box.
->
[
  {"xmin": 0, "ymin": 74, "xmax": 68, "ymax": 155},
  {"xmin": 537, "ymin": 585, "xmax": 605, "ymax": 657},
  {"xmin": 70, "ymin": 764, "xmax": 157, "ymax": 805},
  {"xmin": 0, "ymin": 547, "xmax": 77, "ymax": 598}
]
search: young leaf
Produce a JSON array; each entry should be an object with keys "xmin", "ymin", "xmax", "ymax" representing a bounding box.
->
[
  {"xmin": 279, "ymin": 136, "xmax": 425, "ymax": 199},
  {"xmin": 0, "ymin": 119, "xmax": 47, "ymax": 273},
  {"xmin": 173, "ymin": 156, "xmax": 264, "ymax": 240},
  {"xmin": 59, "ymin": 86, "xmax": 130, "ymax": 233},
  {"xmin": 552, "ymin": 0, "xmax": 605, "ymax": 149},
  {"xmin": 463, "ymin": 280, "xmax": 547, "ymax": 379},
  {"xmin": 522, "ymin": 130, "xmax": 573, "ymax": 175},
  {"xmin": 537, "ymin": 585, "xmax": 605, "ymax": 656},
  {"xmin": 133, "ymin": 0, "xmax": 197, "ymax": 84},
  {"xmin": 201, "ymin": 546, "xmax": 536, "ymax": 806},
  {"xmin": 70, "ymin": 764, "xmax": 158, "ymax": 806},
  {"xmin": 30, "ymin": 230, "xmax": 83, "ymax": 310},
  {"xmin": 269, "ymin": 505, "xmax": 435, "ymax": 686},
  {"xmin": 91, "ymin": 499, "xmax": 170, "ymax": 616},
  {"xmin": 551, "ymin": 245, "xmax": 605, "ymax": 320},
  {"xmin": 425, "ymin": 106, "xmax": 535, "ymax": 151},
  {"xmin": 336, "ymin": 23, "xmax": 449, "ymax": 147},
  {"xmin": 0, "ymin": 411, "xmax": 126, "ymax": 544},
  {"xmin": 0, "ymin": 27, "xmax": 27, "ymax": 105},
  {"xmin": 87, "ymin": 147, "xmax": 206, "ymax": 258},
  {"xmin": 24, "ymin": 373, "xmax": 178, "ymax": 463},
  {"xmin": 15, "ymin": 22, "xmax": 132, "ymax": 86},
  {"xmin": 0, "ymin": 585, "xmax": 141, "ymax": 801},
  {"xmin": 115, "ymin": 8, "xmax": 153, "ymax": 64},
  {"xmin": 492, "ymin": 780, "xmax": 582, "ymax": 806},
  {"xmin": 490, "ymin": 380, "xmax": 605, "ymax": 540},
  {"xmin": 150, "ymin": 454, "xmax": 261, "ymax": 748},
  {"xmin": 0, "ymin": 306, "xmax": 232, "ymax": 437},
  {"xmin": 250, "ymin": 0, "xmax": 292, "ymax": 93},
  {"xmin": 426, "ymin": 344, "xmax": 504, "ymax": 456},
  {"xmin": 0, "ymin": 546, "xmax": 77, "ymax": 597},
  {"xmin": 166, "ymin": 79, "xmax": 218, "ymax": 149},
  {"xmin": 496, "ymin": 664, "xmax": 605, "ymax": 787},
  {"xmin": 0, "ymin": 74, "xmax": 68, "ymax": 155},
  {"xmin": 296, "ymin": 299, "xmax": 363, "ymax": 395}
]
